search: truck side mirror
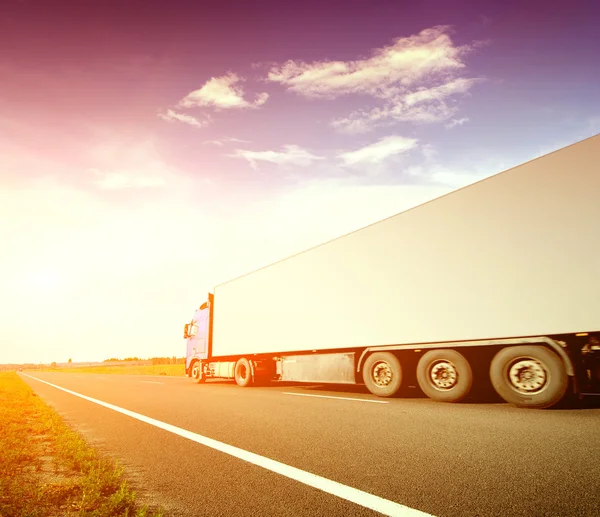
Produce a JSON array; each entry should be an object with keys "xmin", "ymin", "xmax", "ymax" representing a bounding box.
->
[{"xmin": 183, "ymin": 324, "xmax": 190, "ymax": 339}]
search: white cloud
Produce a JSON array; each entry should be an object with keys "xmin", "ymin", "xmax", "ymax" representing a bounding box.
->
[
  {"xmin": 158, "ymin": 109, "xmax": 210, "ymax": 128},
  {"xmin": 267, "ymin": 26, "xmax": 480, "ymax": 133},
  {"xmin": 178, "ymin": 73, "xmax": 269, "ymax": 110},
  {"xmin": 338, "ymin": 136, "xmax": 418, "ymax": 166},
  {"xmin": 404, "ymin": 78, "xmax": 474, "ymax": 106},
  {"xmin": 204, "ymin": 137, "xmax": 250, "ymax": 147},
  {"xmin": 230, "ymin": 144, "xmax": 324, "ymax": 170},
  {"xmin": 329, "ymin": 117, "xmax": 379, "ymax": 135},
  {"xmin": 268, "ymin": 26, "xmax": 467, "ymax": 98},
  {"xmin": 445, "ymin": 117, "xmax": 470, "ymax": 129},
  {"xmin": 331, "ymin": 77, "xmax": 479, "ymax": 133}
]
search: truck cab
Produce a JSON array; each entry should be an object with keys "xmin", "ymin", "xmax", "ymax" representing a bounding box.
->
[{"xmin": 184, "ymin": 294, "xmax": 212, "ymax": 380}]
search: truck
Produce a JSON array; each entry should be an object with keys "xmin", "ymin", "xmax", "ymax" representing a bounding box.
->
[{"xmin": 183, "ymin": 134, "xmax": 600, "ymax": 409}]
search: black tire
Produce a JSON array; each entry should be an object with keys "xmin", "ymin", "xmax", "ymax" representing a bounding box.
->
[
  {"xmin": 234, "ymin": 358, "xmax": 253, "ymax": 387},
  {"xmin": 416, "ymin": 349, "xmax": 473, "ymax": 403},
  {"xmin": 362, "ymin": 352, "xmax": 403, "ymax": 397},
  {"xmin": 490, "ymin": 345, "xmax": 568, "ymax": 409},
  {"xmin": 191, "ymin": 361, "xmax": 205, "ymax": 383}
]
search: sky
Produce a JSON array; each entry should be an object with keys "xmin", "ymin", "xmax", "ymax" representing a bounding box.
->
[{"xmin": 1, "ymin": 0, "xmax": 599, "ymax": 364}]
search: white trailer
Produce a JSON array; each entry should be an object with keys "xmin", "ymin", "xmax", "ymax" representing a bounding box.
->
[{"xmin": 184, "ymin": 134, "xmax": 600, "ymax": 409}]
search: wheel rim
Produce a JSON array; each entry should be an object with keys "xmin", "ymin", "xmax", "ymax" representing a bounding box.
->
[
  {"xmin": 372, "ymin": 361, "xmax": 393, "ymax": 387},
  {"xmin": 239, "ymin": 365, "xmax": 247, "ymax": 380},
  {"xmin": 428, "ymin": 360, "xmax": 458, "ymax": 390},
  {"xmin": 507, "ymin": 358, "xmax": 548, "ymax": 394},
  {"xmin": 192, "ymin": 364, "xmax": 200, "ymax": 379}
]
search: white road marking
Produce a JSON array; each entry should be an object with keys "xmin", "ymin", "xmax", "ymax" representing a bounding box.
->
[
  {"xmin": 22, "ymin": 374, "xmax": 433, "ymax": 517},
  {"xmin": 140, "ymin": 381, "xmax": 164, "ymax": 385},
  {"xmin": 283, "ymin": 392, "xmax": 389, "ymax": 404}
]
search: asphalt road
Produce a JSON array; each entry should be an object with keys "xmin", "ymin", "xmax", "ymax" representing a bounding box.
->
[{"xmin": 19, "ymin": 372, "xmax": 600, "ymax": 517}]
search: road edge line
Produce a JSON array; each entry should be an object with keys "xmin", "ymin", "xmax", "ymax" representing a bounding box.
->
[{"xmin": 21, "ymin": 373, "xmax": 434, "ymax": 517}]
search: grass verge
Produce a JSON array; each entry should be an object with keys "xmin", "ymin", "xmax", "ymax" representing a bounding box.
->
[
  {"xmin": 0, "ymin": 372, "xmax": 164, "ymax": 517},
  {"xmin": 39, "ymin": 365, "xmax": 185, "ymax": 376}
]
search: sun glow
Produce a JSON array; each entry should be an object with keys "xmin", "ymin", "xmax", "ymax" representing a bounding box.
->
[{"xmin": 20, "ymin": 269, "xmax": 68, "ymax": 296}]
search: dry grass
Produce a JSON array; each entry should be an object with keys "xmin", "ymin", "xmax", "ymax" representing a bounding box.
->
[{"xmin": 0, "ymin": 372, "xmax": 164, "ymax": 517}]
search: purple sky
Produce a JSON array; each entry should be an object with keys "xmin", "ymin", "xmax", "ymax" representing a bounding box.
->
[{"xmin": 1, "ymin": 0, "xmax": 599, "ymax": 363}]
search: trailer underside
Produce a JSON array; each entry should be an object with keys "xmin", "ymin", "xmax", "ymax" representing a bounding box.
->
[{"xmin": 186, "ymin": 332, "xmax": 600, "ymax": 409}]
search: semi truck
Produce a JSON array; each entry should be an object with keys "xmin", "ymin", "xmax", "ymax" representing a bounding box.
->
[{"xmin": 183, "ymin": 134, "xmax": 600, "ymax": 409}]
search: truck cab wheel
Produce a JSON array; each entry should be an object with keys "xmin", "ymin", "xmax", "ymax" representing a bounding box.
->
[
  {"xmin": 489, "ymin": 345, "xmax": 568, "ymax": 409},
  {"xmin": 362, "ymin": 352, "xmax": 403, "ymax": 397},
  {"xmin": 234, "ymin": 358, "xmax": 253, "ymax": 387},
  {"xmin": 416, "ymin": 349, "xmax": 473, "ymax": 403},
  {"xmin": 191, "ymin": 361, "xmax": 205, "ymax": 383}
]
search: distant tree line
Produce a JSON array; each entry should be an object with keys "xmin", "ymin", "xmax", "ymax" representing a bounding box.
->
[
  {"xmin": 150, "ymin": 356, "xmax": 185, "ymax": 365},
  {"xmin": 103, "ymin": 356, "xmax": 185, "ymax": 365},
  {"xmin": 37, "ymin": 357, "xmax": 186, "ymax": 369}
]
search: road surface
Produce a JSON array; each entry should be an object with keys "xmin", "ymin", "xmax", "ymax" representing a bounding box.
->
[{"xmin": 20, "ymin": 372, "xmax": 600, "ymax": 517}]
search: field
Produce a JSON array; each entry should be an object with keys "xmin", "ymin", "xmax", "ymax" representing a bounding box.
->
[
  {"xmin": 0, "ymin": 372, "xmax": 164, "ymax": 517},
  {"xmin": 41, "ymin": 364, "xmax": 185, "ymax": 376}
]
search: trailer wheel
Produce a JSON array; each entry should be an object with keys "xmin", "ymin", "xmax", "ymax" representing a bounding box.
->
[
  {"xmin": 362, "ymin": 352, "xmax": 402, "ymax": 397},
  {"xmin": 234, "ymin": 358, "xmax": 253, "ymax": 388},
  {"xmin": 416, "ymin": 349, "xmax": 473, "ymax": 403},
  {"xmin": 489, "ymin": 345, "xmax": 568, "ymax": 409},
  {"xmin": 191, "ymin": 361, "xmax": 205, "ymax": 383}
]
